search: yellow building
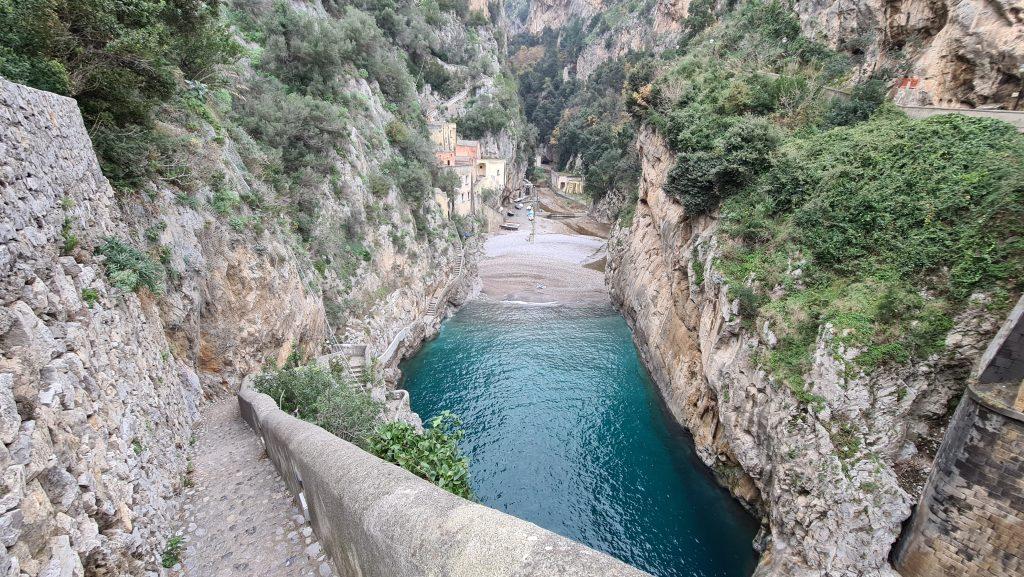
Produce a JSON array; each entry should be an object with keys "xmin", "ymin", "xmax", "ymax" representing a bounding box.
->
[
  {"xmin": 428, "ymin": 122, "xmax": 456, "ymax": 152},
  {"xmin": 551, "ymin": 172, "xmax": 584, "ymax": 197},
  {"xmin": 451, "ymin": 161, "xmax": 477, "ymax": 216},
  {"xmin": 476, "ymin": 158, "xmax": 507, "ymax": 194}
]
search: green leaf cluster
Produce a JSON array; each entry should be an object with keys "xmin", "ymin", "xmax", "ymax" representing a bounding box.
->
[
  {"xmin": 255, "ymin": 364, "xmax": 472, "ymax": 498},
  {"xmin": 96, "ymin": 237, "xmax": 165, "ymax": 294},
  {"xmin": 368, "ymin": 412, "xmax": 473, "ymax": 499}
]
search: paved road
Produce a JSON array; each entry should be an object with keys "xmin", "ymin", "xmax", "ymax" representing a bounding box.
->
[
  {"xmin": 168, "ymin": 399, "xmax": 335, "ymax": 577},
  {"xmin": 899, "ymin": 105, "xmax": 1024, "ymax": 131}
]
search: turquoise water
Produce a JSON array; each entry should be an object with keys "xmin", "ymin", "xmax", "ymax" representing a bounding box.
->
[{"xmin": 400, "ymin": 301, "xmax": 759, "ymax": 577}]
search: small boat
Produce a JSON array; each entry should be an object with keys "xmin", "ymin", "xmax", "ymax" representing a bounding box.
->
[{"xmin": 499, "ymin": 222, "xmax": 520, "ymax": 231}]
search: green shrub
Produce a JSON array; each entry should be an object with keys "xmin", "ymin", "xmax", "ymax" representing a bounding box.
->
[
  {"xmin": 144, "ymin": 222, "xmax": 166, "ymax": 243},
  {"xmin": 256, "ymin": 364, "xmax": 472, "ymax": 497},
  {"xmin": 691, "ymin": 248, "xmax": 705, "ymax": 287},
  {"xmin": 96, "ymin": 237, "xmax": 165, "ymax": 294},
  {"xmin": 664, "ymin": 116, "xmax": 781, "ymax": 215},
  {"xmin": 820, "ymin": 79, "xmax": 887, "ymax": 129},
  {"xmin": 161, "ymin": 536, "xmax": 184, "ymax": 569},
  {"xmin": 1, "ymin": 0, "xmax": 237, "ymax": 184},
  {"xmin": 313, "ymin": 382, "xmax": 383, "ymax": 448},
  {"xmin": 368, "ymin": 412, "xmax": 472, "ymax": 499},
  {"xmin": 81, "ymin": 288, "xmax": 99, "ymax": 307},
  {"xmin": 60, "ymin": 217, "xmax": 78, "ymax": 255},
  {"xmin": 211, "ymin": 187, "xmax": 240, "ymax": 214},
  {"xmin": 457, "ymin": 94, "xmax": 514, "ymax": 139},
  {"xmin": 254, "ymin": 363, "xmax": 383, "ymax": 445},
  {"xmin": 789, "ymin": 113, "xmax": 1023, "ymax": 297},
  {"xmin": 253, "ymin": 364, "xmax": 334, "ymax": 420},
  {"xmin": 617, "ymin": 195, "xmax": 638, "ymax": 228}
]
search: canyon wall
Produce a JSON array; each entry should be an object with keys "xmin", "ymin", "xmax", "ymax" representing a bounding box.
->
[
  {"xmin": 520, "ymin": 0, "xmax": 1023, "ymax": 106},
  {"xmin": 794, "ymin": 0, "xmax": 1024, "ymax": 107},
  {"xmin": 606, "ymin": 128, "xmax": 1002, "ymax": 577}
]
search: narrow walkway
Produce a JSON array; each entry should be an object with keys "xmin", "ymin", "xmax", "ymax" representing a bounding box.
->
[{"xmin": 168, "ymin": 399, "xmax": 335, "ymax": 577}]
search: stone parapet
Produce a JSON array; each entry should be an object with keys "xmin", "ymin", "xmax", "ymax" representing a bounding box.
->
[
  {"xmin": 237, "ymin": 384, "xmax": 652, "ymax": 577},
  {"xmin": 894, "ymin": 381, "xmax": 1024, "ymax": 577}
]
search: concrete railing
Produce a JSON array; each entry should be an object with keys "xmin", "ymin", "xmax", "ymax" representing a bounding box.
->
[
  {"xmin": 237, "ymin": 385, "xmax": 651, "ymax": 577},
  {"xmin": 377, "ymin": 321, "xmax": 416, "ymax": 367}
]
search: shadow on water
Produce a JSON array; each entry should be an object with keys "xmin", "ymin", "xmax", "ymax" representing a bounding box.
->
[{"xmin": 400, "ymin": 300, "xmax": 760, "ymax": 577}]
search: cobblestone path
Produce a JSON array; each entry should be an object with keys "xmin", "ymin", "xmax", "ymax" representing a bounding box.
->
[{"xmin": 168, "ymin": 399, "xmax": 335, "ymax": 577}]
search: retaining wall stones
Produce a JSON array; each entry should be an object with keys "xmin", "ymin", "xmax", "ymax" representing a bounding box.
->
[
  {"xmin": 237, "ymin": 385, "xmax": 652, "ymax": 577},
  {"xmin": 1, "ymin": 78, "xmax": 202, "ymax": 575},
  {"xmin": 893, "ymin": 381, "xmax": 1024, "ymax": 577}
]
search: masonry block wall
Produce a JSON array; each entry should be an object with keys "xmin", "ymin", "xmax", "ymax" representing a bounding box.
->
[
  {"xmin": 894, "ymin": 382, "xmax": 1024, "ymax": 576},
  {"xmin": 977, "ymin": 296, "xmax": 1024, "ymax": 385}
]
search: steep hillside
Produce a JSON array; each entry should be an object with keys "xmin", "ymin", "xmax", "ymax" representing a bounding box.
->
[
  {"xmin": 508, "ymin": 0, "xmax": 1023, "ymax": 575},
  {"xmin": 0, "ymin": 0, "xmax": 524, "ymax": 573}
]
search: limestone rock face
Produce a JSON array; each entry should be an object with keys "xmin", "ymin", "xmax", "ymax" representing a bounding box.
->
[
  {"xmin": 794, "ymin": 0, "xmax": 1024, "ymax": 106},
  {"xmin": 522, "ymin": 0, "xmax": 1023, "ymax": 106},
  {"xmin": 605, "ymin": 128, "xmax": 1001, "ymax": 577},
  {"xmin": 526, "ymin": 0, "xmax": 605, "ymax": 33}
]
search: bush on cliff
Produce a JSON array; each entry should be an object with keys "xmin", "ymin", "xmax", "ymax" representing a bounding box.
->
[
  {"xmin": 96, "ymin": 237, "xmax": 166, "ymax": 294},
  {"xmin": 717, "ymin": 112, "xmax": 1024, "ymax": 397},
  {"xmin": 253, "ymin": 364, "xmax": 383, "ymax": 448},
  {"xmin": 0, "ymin": 0, "xmax": 238, "ymax": 183}
]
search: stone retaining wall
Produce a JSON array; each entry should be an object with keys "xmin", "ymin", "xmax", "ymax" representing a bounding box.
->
[
  {"xmin": 1, "ymin": 77, "xmax": 205, "ymax": 576},
  {"xmin": 237, "ymin": 385, "xmax": 652, "ymax": 577},
  {"xmin": 893, "ymin": 381, "xmax": 1024, "ymax": 576}
]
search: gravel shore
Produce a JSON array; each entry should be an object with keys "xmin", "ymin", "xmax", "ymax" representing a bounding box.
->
[{"xmin": 478, "ymin": 229, "xmax": 609, "ymax": 304}]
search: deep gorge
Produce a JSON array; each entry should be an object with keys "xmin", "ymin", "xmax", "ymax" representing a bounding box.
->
[
  {"xmin": 1, "ymin": 0, "xmax": 1022, "ymax": 576},
  {"xmin": 401, "ymin": 301, "xmax": 759, "ymax": 577}
]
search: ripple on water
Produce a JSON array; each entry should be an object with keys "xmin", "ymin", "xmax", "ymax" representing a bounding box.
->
[{"xmin": 401, "ymin": 301, "xmax": 759, "ymax": 577}]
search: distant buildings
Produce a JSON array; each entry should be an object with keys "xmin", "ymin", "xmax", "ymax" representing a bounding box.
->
[
  {"xmin": 551, "ymin": 172, "xmax": 583, "ymax": 197},
  {"xmin": 429, "ymin": 123, "xmax": 509, "ymax": 218},
  {"xmin": 428, "ymin": 122, "xmax": 456, "ymax": 152},
  {"xmin": 476, "ymin": 158, "xmax": 506, "ymax": 192}
]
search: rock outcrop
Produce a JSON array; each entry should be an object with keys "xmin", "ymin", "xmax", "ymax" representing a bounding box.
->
[
  {"xmin": 606, "ymin": 127, "xmax": 1002, "ymax": 577},
  {"xmin": 794, "ymin": 0, "xmax": 1024, "ymax": 107}
]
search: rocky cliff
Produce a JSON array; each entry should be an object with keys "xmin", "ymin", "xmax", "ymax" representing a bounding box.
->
[
  {"xmin": 519, "ymin": 0, "xmax": 1023, "ymax": 106},
  {"xmin": 606, "ymin": 127, "xmax": 1003, "ymax": 576},
  {"xmin": 794, "ymin": 0, "xmax": 1024, "ymax": 107}
]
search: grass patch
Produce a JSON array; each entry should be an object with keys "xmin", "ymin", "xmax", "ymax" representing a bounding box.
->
[{"xmin": 96, "ymin": 237, "xmax": 165, "ymax": 294}]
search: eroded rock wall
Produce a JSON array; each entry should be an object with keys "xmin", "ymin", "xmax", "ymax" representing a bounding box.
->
[
  {"xmin": 794, "ymin": 0, "xmax": 1024, "ymax": 106},
  {"xmin": 606, "ymin": 127, "xmax": 1000, "ymax": 577}
]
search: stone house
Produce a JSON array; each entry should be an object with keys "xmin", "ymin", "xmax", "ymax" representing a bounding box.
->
[
  {"xmin": 551, "ymin": 172, "xmax": 584, "ymax": 196},
  {"xmin": 428, "ymin": 122, "xmax": 456, "ymax": 152},
  {"xmin": 475, "ymin": 158, "xmax": 507, "ymax": 196},
  {"xmin": 450, "ymin": 160, "xmax": 477, "ymax": 216}
]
